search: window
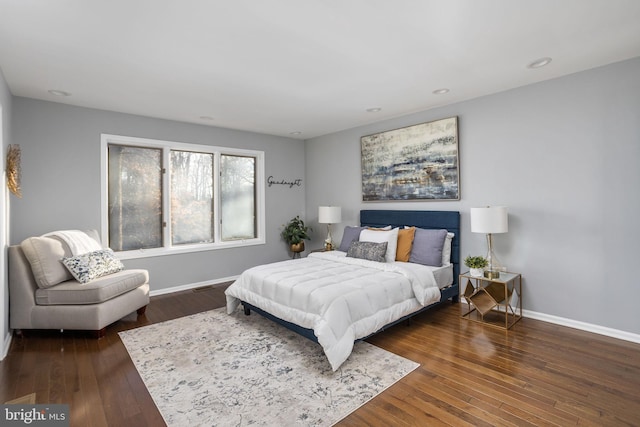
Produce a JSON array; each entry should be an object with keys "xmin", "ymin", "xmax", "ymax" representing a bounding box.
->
[
  {"xmin": 220, "ymin": 154, "xmax": 256, "ymax": 240},
  {"xmin": 108, "ymin": 145, "xmax": 163, "ymax": 251},
  {"xmin": 171, "ymin": 150, "xmax": 214, "ymax": 245},
  {"xmin": 101, "ymin": 134, "xmax": 265, "ymax": 259}
]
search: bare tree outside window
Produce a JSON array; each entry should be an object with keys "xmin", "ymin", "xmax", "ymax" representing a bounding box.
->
[{"xmin": 171, "ymin": 150, "xmax": 215, "ymax": 245}]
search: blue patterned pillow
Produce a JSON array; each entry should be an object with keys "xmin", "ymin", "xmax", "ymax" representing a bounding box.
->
[
  {"xmin": 61, "ymin": 249, "xmax": 124, "ymax": 284},
  {"xmin": 346, "ymin": 241, "xmax": 387, "ymax": 263}
]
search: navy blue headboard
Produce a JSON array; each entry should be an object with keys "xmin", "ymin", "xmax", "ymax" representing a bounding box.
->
[{"xmin": 360, "ymin": 210, "xmax": 460, "ymax": 286}]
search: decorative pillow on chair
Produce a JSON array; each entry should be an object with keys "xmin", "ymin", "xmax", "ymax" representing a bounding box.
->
[
  {"xmin": 346, "ymin": 241, "xmax": 388, "ymax": 263},
  {"xmin": 61, "ymin": 249, "xmax": 125, "ymax": 284},
  {"xmin": 338, "ymin": 226, "xmax": 365, "ymax": 252}
]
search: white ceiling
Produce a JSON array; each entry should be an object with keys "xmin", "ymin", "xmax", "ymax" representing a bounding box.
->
[{"xmin": 1, "ymin": 0, "xmax": 639, "ymax": 140}]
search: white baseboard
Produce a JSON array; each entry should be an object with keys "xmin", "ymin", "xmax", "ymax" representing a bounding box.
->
[
  {"xmin": 460, "ymin": 297, "xmax": 640, "ymax": 344},
  {"xmin": 523, "ymin": 309, "xmax": 640, "ymax": 344},
  {"xmin": 149, "ymin": 275, "xmax": 239, "ymax": 297}
]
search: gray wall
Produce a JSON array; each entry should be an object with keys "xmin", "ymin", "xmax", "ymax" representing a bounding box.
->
[
  {"xmin": 0, "ymin": 67, "xmax": 14, "ymax": 357},
  {"xmin": 10, "ymin": 98, "xmax": 307, "ymax": 291},
  {"xmin": 305, "ymin": 57, "xmax": 640, "ymax": 335}
]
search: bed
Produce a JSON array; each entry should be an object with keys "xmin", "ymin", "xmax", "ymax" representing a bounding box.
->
[{"xmin": 225, "ymin": 210, "xmax": 460, "ymax": 370}]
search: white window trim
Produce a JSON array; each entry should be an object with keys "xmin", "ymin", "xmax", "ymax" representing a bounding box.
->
[{"xmin": 100, "ymin": 134, "xmax": 265, "ymax": 260}]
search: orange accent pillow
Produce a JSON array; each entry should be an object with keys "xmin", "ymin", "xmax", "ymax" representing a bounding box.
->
[{"xmin": 396, "ymin": 227, "xmax": 416, "ymax": 262}]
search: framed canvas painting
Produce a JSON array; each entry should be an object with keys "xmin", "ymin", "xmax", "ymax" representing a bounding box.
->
[{"xmin": 361, "ymin": 116, "xmax": 459, "ymax": 201}]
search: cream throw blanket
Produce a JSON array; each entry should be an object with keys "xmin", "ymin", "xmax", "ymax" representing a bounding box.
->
[{"xmin": 43, "ymin": 230, "xmax": 102, "ymax": 255}]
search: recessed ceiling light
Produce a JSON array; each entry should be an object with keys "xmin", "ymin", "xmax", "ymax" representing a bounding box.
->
[
  {"xmin": 48, "ymin": 89, "xmax": 71, "ymax": 97},
  {"xmin": 199, "ymin": 115, "xmax": 215, "ymax": 120},
  {"xmin": 527, "ymin": 57, "xmax": 552, "ymax": 69},
  {"xmin": 432, "ymin": 88, "xmax": 449, "ymax": 95},
  {"xmin": 289, "ymin": 131, "xmax": 302, "ymax": 136},
  {"xmin": 366, "ymin": 107, "xmax": 382, "ymax": 113}
]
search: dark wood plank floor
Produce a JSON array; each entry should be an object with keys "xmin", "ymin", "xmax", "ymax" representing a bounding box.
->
[{"xmin": 2, "ymin": 283, "xmax": 639, "ymax": 426}]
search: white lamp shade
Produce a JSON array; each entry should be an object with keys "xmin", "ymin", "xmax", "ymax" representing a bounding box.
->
[
  {"xmin": 470, "ymin": 206, "xmax": 508, "ymax": 234},
  {"xmin": 318, "ymin": 206, "xmax": 341, "ymax": 224}
]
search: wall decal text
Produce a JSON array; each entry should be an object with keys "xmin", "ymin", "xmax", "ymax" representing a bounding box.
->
[{"xmin": 267, "ymin": 176, "xmax": 302, "ymax": 188}]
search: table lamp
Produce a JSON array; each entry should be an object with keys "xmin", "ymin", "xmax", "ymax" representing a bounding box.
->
[
  {"xmin": 318, "ymin": 206, "xmax": 341, "ymax": 251},
  {"xmin": 470, "ymin": 206, "xmax": 508, "ymax": 279}
]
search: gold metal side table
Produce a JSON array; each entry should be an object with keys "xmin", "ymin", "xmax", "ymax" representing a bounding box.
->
[{"xmin": 460, "ymin": 271, "xmax": 522, "ymax": 329}]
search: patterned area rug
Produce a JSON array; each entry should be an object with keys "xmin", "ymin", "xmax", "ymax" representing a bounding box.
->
[{"xmin": 119, "ymin": 307, "xmax": 419, "ymax": 426}]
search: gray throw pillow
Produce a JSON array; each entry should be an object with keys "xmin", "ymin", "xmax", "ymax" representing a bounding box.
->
[
  {"xmin": 346, "ymin": 241, "xmax": 387, "ymax": 263},
  {"xmin": 339, "ymin": 226, "xmax": 365, "ymax": 252},
  {"xmin": 409, "ymin": 228, "xmax": 448, "ymax": 267}
]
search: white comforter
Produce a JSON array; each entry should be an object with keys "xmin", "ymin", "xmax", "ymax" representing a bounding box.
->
[{"xmin": 225, "ymin": 251, "xmax": 441, "ymax": 371}]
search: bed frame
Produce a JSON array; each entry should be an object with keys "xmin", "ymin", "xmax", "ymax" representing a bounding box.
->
[{"xmin": 242, "ymin": 209, "xmax": 460, "ymax": 343}]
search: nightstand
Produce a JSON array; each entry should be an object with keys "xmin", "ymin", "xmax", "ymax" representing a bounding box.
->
[
  {"xmin": 309, "ymin": 248, "xmax": 328, "ymax": 253},
  {"xmin": 460, "ymin": 271, "xmax": 522, "ymax": 329}
]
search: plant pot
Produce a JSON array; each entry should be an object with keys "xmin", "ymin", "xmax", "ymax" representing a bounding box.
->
[
  {"xmin": 290, "ymin": 242, "xmax": 305, "ymax": 253},
  {"xmin": 470, "ymin": 268, "xmax": 484, "ymax": 277}
]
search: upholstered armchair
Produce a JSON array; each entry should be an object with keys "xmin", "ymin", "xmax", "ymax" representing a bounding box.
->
[{"xmin": 8, "ymin": 230, "xmax": 149, "ymax": 337}]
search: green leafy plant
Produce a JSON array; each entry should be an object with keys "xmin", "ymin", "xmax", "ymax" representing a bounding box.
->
[
  {"xmin": 281, "ymin": 216, "xmax": 312, "ymax": 245},
  {"xmin": 464, "ymin": 255, "xmax": 488, "ymax": 269}
]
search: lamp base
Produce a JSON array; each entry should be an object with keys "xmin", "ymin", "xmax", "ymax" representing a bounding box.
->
[
  {"xmin": 484, "ymin": 233, "xmax": 505, "ymax": 279},
  {"xmin": 324, "ymin": 224, "xmax": 334, "ymax": 251},
  {"xmin": 484, "ymin": 270, "xmax": 501, "ymax": 279}
]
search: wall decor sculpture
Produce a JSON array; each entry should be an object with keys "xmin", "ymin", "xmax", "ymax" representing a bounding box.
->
[
  {"xmin": 6, "ymin": 144, "xmax": 22, "ymax": 198},
  {"xmin": 361, "ymin": 116, "xmax": 459, "ymax": 201}
]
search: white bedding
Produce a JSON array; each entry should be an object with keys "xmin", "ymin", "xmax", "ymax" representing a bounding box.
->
[{"xmin": 225, "ymin": 251, "xmax": 446, "ymax": 371}]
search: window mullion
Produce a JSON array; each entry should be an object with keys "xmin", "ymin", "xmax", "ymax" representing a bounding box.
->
[
  {"xmin": 213, "ymin": 152, "xmax": 220, "ymax": 243},
  {"xmin": 162, "ymin": 147, "xmax": 171, "ymax": 249}
]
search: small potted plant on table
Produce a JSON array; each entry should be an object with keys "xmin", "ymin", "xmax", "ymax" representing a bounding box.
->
[
  {"xmin": 281, "ymin": 216, "xmax": 312, "ymax": 258},
  {"xmin": 464, "ymin": 255, "xmax": 488, "ymax": 277}
]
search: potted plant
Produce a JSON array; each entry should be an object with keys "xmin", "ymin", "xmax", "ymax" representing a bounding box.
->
[
  {"xmin": 281, "ymin": 216, "xmax": 312, "ymax": 255},
  {"xmin": 464, "ymin": 255, "xmax": 488, "ymax": 277}
]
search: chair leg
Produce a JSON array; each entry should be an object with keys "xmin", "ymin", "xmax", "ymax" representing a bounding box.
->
[
  {"xmin": 136, "ymin": 305, "xmax": 147, "ymax": 315},
  {"xmin": 92, "ymin": 328, "xmax": 106, "ymax": 339}
]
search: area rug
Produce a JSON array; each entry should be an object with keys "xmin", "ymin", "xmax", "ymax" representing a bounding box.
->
[
  {"xmin": 119, "ymin": 307, "xmax": 419, "ymax": 426},
  {"xmin": 5, "ymin": 393, "xmax": 36, "ymax": 404}
]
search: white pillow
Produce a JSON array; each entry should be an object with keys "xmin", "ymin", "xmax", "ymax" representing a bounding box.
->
[
  {"xmin": 359, "ymin": 228, "xmax": 399, "ymax": 263},
  {"xmin": 442, "ymin": 232, "xmax": 455, "ymax": 266}
]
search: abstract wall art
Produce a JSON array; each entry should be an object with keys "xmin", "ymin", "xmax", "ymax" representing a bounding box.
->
[{"xmin": 361, "ymin": 117, "xmax": 459, "ymax": 201}]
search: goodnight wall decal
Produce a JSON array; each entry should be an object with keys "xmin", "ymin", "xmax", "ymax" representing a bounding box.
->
[{"xmin": 267, "ymin": 176, "xmax": 302, "ymax": 188}]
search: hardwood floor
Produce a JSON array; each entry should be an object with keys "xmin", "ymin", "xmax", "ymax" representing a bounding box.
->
[{"xmin": 2, "ymin": 283, "xmax": 639, "ymax": 426}]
